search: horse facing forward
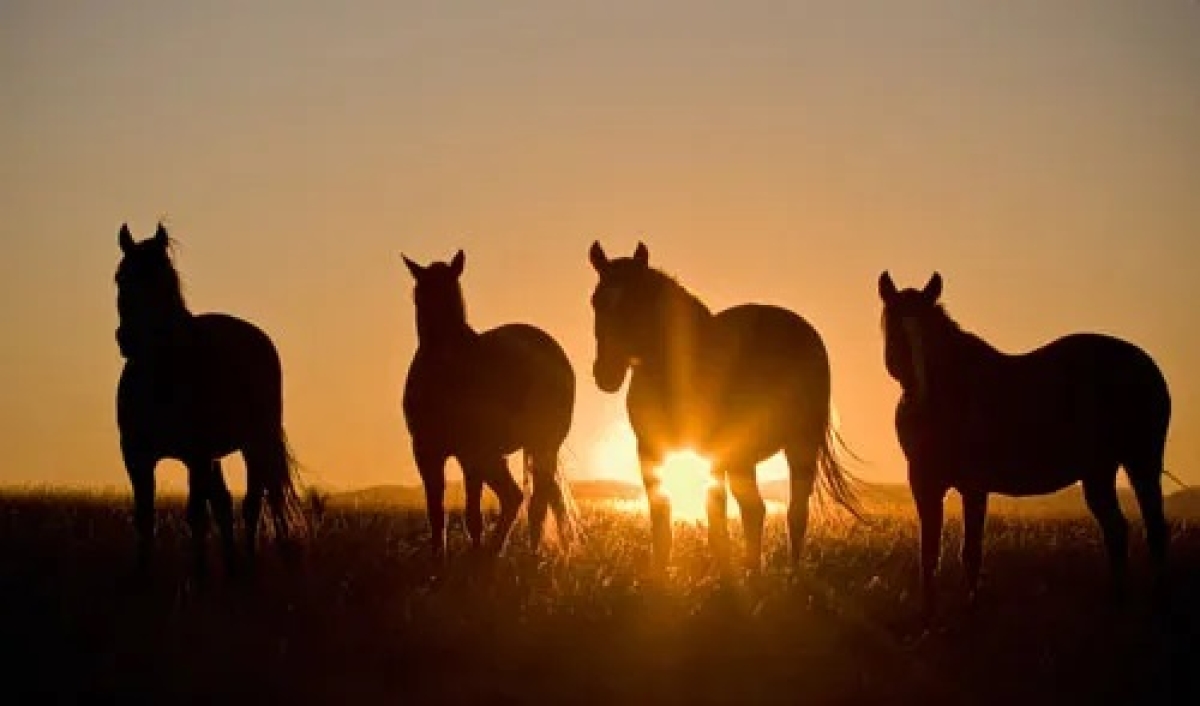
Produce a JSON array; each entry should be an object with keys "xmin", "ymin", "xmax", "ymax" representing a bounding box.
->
[
  {"xmin": 402, "ymin": 250, "xmax": 576, "ymax": 560},
  {"xmin": 878, "ymin": 272, "xmax": 1171, "ymax": 620},
  {"xmin": 115, "ymin": 223, "xmax": 302, "ymax": 578},
  {"xmin": 588, "ymin": 242, "xmax": 861, "ymax": 572}
]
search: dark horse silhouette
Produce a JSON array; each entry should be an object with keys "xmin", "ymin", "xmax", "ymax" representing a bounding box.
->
[
  {"xmin": 588, "ymin": 242, "xmax": 861, "ymax": 572},
  {"xmin": 878, "ymin": 272, "xmax": 1171, "ymax": 620},
  {"xmin": 402, "ymin": 250, "xmax": 576, "ymax": 560},
  {"xmin": 115, "ymin": 223, "xmax": 302, "ymax": 577}
]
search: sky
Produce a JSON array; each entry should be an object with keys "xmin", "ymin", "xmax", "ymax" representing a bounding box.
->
[{"xmin": 2, "ymin": 0, "xmax": 1199, "ymax": 493}]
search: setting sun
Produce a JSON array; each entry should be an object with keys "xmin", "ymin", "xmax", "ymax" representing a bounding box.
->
[
  {"xmin": 591, "ymin": 420, "xmax": 790, "ymax": 523},
  {"xmin": 655, "ymin": 451, "xmax": 718, "ymax": 522}
]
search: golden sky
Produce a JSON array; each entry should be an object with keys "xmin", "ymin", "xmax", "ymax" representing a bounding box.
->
[{"xmin": 3, "ymin": 1, "xmax": 1199, "ymax": 492}]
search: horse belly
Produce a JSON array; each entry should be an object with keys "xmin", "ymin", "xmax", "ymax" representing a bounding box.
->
[{"xmin": 958, "ymin": 416, "xmax": 1106, "ymax": 497}]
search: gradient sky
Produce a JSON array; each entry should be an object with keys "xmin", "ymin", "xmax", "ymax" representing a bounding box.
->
[{"xmin": 3, "ymin": 0, "xmax": 1199, "ymax": 493}]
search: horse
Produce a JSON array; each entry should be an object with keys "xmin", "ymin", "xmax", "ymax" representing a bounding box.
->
[
  {"xmin": 587, "ymin": 242, "xmax": 861, "ymax": 573},
  {"xmin": 115, "ymin": 223, "xmax": 302, "ymax": 578},
  {"xmin": 401, "ymin": 250, "xmax": 577, "ymax": 561},
  {"xmin": 877, "ymin": 271, "xmax": 1172, "ymax": 620}
]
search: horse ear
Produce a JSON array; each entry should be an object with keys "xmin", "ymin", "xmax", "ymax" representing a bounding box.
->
[
  {"xmin": 449, "ymin": 249, "xmax": 465, "ymax": 277},
  {"xmin": 152, "ymin": 222, "xmax": 168, "ymax": 247},
  {"xmin": 589, "ymin": 241, "xmax": 609, "ymax": 273},
  {"xmin": 923, "ymin": 272, "xmax": 943, "ymax": 302},
  {"xmin": 402, "ymin": 254, "xmax": 424, "ymax": 279},
  {"xmin": 633, "ymin": 241, "xmax": 649, "ymax": 267},
  {"xmin": 118, "ymin": 224, "xmax": 134, "ymax": 253},
  {"xmin": 878, "ymin": 271, "xmax": 898, "ymax": 302}
]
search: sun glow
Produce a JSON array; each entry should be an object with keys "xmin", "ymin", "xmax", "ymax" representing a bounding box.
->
[
  {"xmin": 589, "ymin": 421, "xmax": 725, "ymax": 523},
  {"xmin": 655, "ymin": 450, "xmax": 718, "ymax": 522}
]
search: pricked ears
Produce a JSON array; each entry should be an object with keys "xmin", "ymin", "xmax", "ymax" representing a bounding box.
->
[
  {"xmin": 119, "ymin": 224, "xmax": 135, "ymax": 253},
  {"xmin": 449, "ymin": 249, "xmax": 465, "ymax": 278},
  {"xmin": 153, "ymin": 222, "xmax": 168, "ymax": 246},
  {"xmin": 590, "ymin": 240, "xmax": 649, "ymax": 273},
  {"xmin": 922, "ymin": 272, "xmax": 943, "ymax": 302},
  {"xmin": 633, "ymin": 241, "xmax": 649, "ymax": 267},
  {"xmin": 589, "ymin": 241, "xmax": 609, "ymax": 273},
  {"xmin": 402, "ymin": 254, "xmax": 425, "ymax": 279},
  {"xmin": 878, "ymin": 271, "xmax": 898, "ymax": 302}
]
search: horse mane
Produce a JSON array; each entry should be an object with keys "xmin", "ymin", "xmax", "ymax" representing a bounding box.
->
[
  {"xmin": 157, "ymin": 237, "xmax": 189, "ymax": 313},
  {"xmin": 643, "ymin": 267, "xmax": 713, "ymax": 321},
  {"xmin": 926, "ymin": 304, "xmax": 1004, "ymax": 361},
  {"xmin": 116, "ymin": 235, "xmax": 191, "ymax": 317},
  {"xmin": 414, "ymin": 274, "xmax": 473, "ymax": 342},
  {"xmin": 883, "ymin": 301, "xmax": 1004, "ymax": 366}
]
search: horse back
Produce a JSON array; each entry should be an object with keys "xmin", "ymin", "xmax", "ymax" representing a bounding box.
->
[
  {"xmin": 403, "ymin": 322, "xmax": 574, "ymax": 457},
  {"xmin": 628, "ymin": 303, "xmax": 831, "ymax": 459},
  {"xmin": 901, "ymin": 331, "xmax": 1170, "ymax": 495},
  {"xmin": 117, "ymin": 312, "xmax": 283, "ymax": 454},
  {"xmin": 712, "ymin": 304, "xmax": 829, "ymax": 376}
]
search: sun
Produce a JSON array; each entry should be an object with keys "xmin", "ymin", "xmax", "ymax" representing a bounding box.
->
[
  {"xmin": 589, "ymin": 420, "xmax": 720, "ymax": 522},
  {"xmin": 655, "ymin": 450, "xmax": 718, "ymax": 522}
]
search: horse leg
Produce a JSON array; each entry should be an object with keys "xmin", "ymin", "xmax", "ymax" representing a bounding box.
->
[
  {"xmin": 538, "ymin": 448, "xmax": 576, "ymax": 547},
  {"xmin": 207, "ymin": 459, "xmax": 239, "ymax": 575},
  {"xmin": 783, "ymin": 444, "xmax": 819, "ymax": 568},
  {"xmin": 706, "ymin": 467, "xmax": 730, "ymax": 567},
  {"xmin": 526, "ymin": 451, "xmax": 553, "ymax": 551},
  {"xmin": 1127, "ymin": 460, "xmax": 1169, "ymax": 604},
  {"xmin": 477, "ymin": 456, "xmax": 523, "ymax": 556},
  {"xmin": 241, "ymin": 467, "xmax": 265, "ymax": 565},
  {"xmin": 1083, "ymin": 472, "xmax": 1129, "ymax": 603},
  {"xmin": 960, "ymin": 491, "xmax": 988, "ymax": 604},
  {"xmin": 464, "ymin": 474, "xmax": 484, "ymax": 552},
  {"xmin": 728, "ymin": 466, "xmax": 766, "ymax": 574},
  {"xmin": 638, "ymin": 445, "xmax": 672, "ymax": 569},
  {"xmin": 184, "ymin": 457, "xmax": 213, "ymax": 581},
  {"xmin": 912, "ymin": 480, "xmax": 946, "ymax": 623},
  {"xmin": 414, "ymin": 447, "xmax": 448, "ymax": 561},
  {"xmin": 122, "ymin": 443, "xmax": 157, "ymax": 576}
]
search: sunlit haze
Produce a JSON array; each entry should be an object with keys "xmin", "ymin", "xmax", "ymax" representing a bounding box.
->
[{"xmin": 3, "ymin": 1, "xmax": 1199, "ymax": 493}]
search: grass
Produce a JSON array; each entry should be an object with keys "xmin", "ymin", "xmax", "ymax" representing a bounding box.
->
[{"xmin": 2, "ymin": 492, "xmax": 1198, "ymax": 705}]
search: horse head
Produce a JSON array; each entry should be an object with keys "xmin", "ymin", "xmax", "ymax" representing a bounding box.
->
[
  {"xmin": 587, "ymin": 241, "xmax": 658, "ymax": 393},
  {"xmin": 403, "ymin": 249, "xmax": 470, "ymax": 343},
  {"xmin": 114, "ymin": 222, "xmax": 188, "ymax": 358},
  {"xmin": 878, "ymin": 271, "xmax": 944, "ymax": 403}
]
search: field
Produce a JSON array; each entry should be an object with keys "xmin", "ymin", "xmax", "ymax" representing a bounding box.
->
[{"xmin": 3, "ymin": 491, "xmax": 1198, "ymax": 705}]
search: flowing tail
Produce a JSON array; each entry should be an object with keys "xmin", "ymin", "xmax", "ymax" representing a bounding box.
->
[
  {"xmin": 522, "ymin": 448, "xmax": 583, "ymax": 551},
  {"xmin": 263, "ymin": 427, "xmax": 307, "ymax": 538},
  {"xmin": 812, "ymin": 418, "xmax": 869, "ymax": 523}
]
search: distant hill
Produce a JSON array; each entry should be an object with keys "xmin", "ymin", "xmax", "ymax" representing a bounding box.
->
[
  {"xmin": 1166, "ymin": 488, "xmax": 1200, "ymax": 519},
  {"xmin": 329, "ymin": 479, "xmax": 645, "ymax": 510},
  {"xmin": 330, "ymin": 479, "xmax": 1198, "ymax": 519}
]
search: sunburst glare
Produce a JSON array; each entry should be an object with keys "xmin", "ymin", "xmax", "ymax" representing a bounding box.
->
[{"xmin": 590, "ymin": 420, "xmax": 788, "ymax": 523}]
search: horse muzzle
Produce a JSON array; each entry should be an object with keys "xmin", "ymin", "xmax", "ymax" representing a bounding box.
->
[{"xmin": 593, "ymin": 359, "xmax": 628, "ymax": 394}]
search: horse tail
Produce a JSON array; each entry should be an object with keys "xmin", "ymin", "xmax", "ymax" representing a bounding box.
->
[
  {"xmin": 264, "ymin": 426, "xmax": 307, "ymax": 538},
  {"xmin": 813, "ymin": 415, "xmax": 869, "ymax": 523},
  {"xmin": 524, "ymin": 446, "xmax": 583, "ymax": 552},
  {"xmin": 554, "ymin": 445, "xmax": 584, "ymax": 550}
]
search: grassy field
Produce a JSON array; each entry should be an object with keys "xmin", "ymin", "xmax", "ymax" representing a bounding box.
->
[{"xmin": 2, "ymin": 491, "xmax": 1198, "ymax": 705}]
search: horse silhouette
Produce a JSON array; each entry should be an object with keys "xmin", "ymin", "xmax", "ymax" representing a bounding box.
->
[
  {"xmin": 402, "ymin": 250, "xmax": 576, "ymax": 561},
  {"xmin": 587, "ymin": 242, "xmax": 861, "ymax": 572},
  {"xmin": 878, "ymin": 271, "xmax": 1171, "ymax": 621},
  {"xmin": 115, "ymin": 223, "xmax": 302, "ymax": 578}
]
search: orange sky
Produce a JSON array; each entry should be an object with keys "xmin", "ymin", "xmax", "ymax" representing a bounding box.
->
[{"xmin": 3, "ymin": 1, "xmax": 1199, "ymax": 493}]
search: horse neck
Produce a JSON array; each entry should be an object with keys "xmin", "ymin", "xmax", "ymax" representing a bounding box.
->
[
  {"xmin": 415, "ymin": 302, "xmax": 476, "ymax": 350},
  {"xmin": 117, "ymin": 297, "xmax": 194, "ymax": 362},
  {"xmin": 925, "ymin": 315, "xmax": 1004, "ymax": 391},
  {"xmin": 118, "ymin": 291, "xmax": 193, "ymax": 334},
  {"xmin": 641, "ymin": 276, "xmax": 715, "ymax": 374}
]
